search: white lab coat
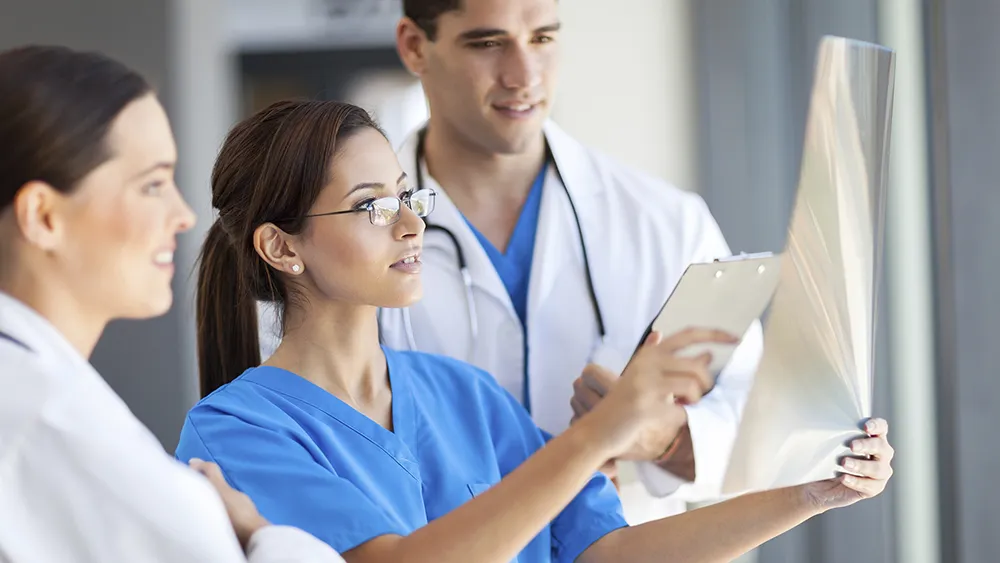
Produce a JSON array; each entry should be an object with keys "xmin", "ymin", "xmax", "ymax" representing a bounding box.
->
[
  {"xmin": 0, "ymin": 292, "xmax": 343, "ymax": 563},
  {"xmin": 377, "ymin": 121, "xmax": 764, "ymax": 522}
]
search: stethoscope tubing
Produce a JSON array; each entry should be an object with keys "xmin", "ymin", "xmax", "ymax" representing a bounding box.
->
[{"xmin": 400, "ymin": 128, "xmax": 607, "ymax": 359}]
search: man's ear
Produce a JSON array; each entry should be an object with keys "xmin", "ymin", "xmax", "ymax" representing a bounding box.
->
[
  {"xmin": 13, "ymin": 181, "xmax": 66, "ymax": 251},
  {"xmin": 396, "ymin": 17, "xmax": 432, "ymax": 77},
  {"xmin": 253, "ymin": 222, "xmax": 305, "ymax": 276}
]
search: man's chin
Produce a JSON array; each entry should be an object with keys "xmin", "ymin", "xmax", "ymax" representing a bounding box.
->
[{"xmin": 485, "ymin": 124, "xmax": 546, "ymax": 155}]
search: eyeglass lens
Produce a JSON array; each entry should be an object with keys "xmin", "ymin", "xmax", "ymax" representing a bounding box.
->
[{"xmin": 369, "ymin": 189, "xmax": 436, "ymax": 226}]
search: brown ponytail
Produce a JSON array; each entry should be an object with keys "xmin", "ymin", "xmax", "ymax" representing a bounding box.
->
[
  {"xmin": 196, "ymin": 220, "xmax": 261, "ymax": 396},
  {"xmin": 195, "ymin": 99, "xmax": 383, "ymax": 397}
]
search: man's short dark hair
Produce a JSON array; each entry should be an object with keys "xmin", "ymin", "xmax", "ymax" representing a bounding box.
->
[{"xmin": 404, "ymin": 0, "xmax": 462, "ymax": 41}]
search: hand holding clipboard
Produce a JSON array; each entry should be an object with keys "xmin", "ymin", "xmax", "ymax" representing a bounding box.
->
[
  {"xmin": 570, "ymin": 252, "xmax": 781, "ymax": 473},
  {"xmin": 630, "ymin": 252, "xmax": 782, "ymax": 381}
]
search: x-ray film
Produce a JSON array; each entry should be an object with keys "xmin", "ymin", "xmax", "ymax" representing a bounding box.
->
[{"xmin": 722, "ymin": 36, "xmax": 895, "ymax": 495}]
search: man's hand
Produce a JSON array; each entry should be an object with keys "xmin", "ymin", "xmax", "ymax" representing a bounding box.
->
[{"xmin": 569, "ymin": 328, "xmax": 735, "ymax": 483}]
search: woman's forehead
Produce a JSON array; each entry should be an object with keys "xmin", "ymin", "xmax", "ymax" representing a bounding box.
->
[
  {"xmin": 326, "ymin": 129, "xmax": 404, "ymax": 192},
  {"xmin": 104, "ymin": 95, "xmax": 176, "ymax": 173}
]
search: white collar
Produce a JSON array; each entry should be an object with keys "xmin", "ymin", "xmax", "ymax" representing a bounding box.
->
[{"xmin": 0, "ymin": 291, "xmax": 91, "ymax": 369}]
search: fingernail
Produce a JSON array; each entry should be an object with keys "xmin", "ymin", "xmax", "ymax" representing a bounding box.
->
[
  {"xmin": 844, "ymin": 475, "xmax": 857, "ymax": 485},
  {"xmin": 843, "ymin": 459, "xmax": 856, "ymax": 471},
  {"xmin": 851, "ymin": 441, "xmax": 863, "ymax": 453},
  {"xmin": 189, "ymin": 457, "xmax": 203, "ymax": 464},
  {"xmin": 866, "ymin": 420, "xmax": 876, "ymax": 433}
]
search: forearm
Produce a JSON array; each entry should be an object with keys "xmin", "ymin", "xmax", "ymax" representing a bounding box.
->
[
  {"xmin": 638, "ymin": 388, "xmax": 745, "ymax": 501},
  {"xmin": 346, "ymin": 417, "xmax": 611, "ymax": 563},
  {"xmin": 655, "ymin": 424, "xmax": 695, "ymax": 481},
  {"xmin": 650, "ymin": 322, "xmax": 762, "ymax": 498},
  {"xmin": 582, "ymin": 486, "xmax": 818, "ymax": 563}
]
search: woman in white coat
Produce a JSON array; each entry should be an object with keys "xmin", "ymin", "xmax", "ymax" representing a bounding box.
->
[{"xmin": 0, "ymin": 45, "xmax": 342, "ymax": 562}]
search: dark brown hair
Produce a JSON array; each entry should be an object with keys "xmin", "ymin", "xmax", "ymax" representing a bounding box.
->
[
  {"xmin": 196, "ymin": 100, "xmax": 383, "ymax": 397},
  {"xmin": 404, "ymin": 0, "xmax": 462, "ymax": 41},
  {"xmin": 0, "ymin": 45, "xmax": 151, "ymax": 210}
]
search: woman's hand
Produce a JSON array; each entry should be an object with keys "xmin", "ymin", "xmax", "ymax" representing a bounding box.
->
[
  {"xmin": 581, "ymin": 328, "xmax": 739, "ymax": 460},
  {"xmin": 189, "ymin": 458, "xmax": 270, "ymax": 550},
  {"xmin": 800, "ymin": 418, "xmax": 895, "ymax": 513}
]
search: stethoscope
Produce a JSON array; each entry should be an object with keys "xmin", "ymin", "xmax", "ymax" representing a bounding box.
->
[{"xmin": 395, "ymin": 127, "xmax": 607, "ymax": 360}]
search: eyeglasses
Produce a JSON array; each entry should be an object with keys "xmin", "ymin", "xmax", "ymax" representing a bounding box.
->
[{"xmin": 301, "ymin": 188, "xmax": 436, "ymax": 226}]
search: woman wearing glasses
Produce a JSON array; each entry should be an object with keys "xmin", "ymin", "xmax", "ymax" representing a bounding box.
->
[{"xmin": 178, "ymin": 99, "xmax": 896, "ymax": 563}]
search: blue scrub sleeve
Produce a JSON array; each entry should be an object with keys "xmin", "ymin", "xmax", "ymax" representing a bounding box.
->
[
  {"xmin": 175, "ymin": 413, "xmax": 409, "ymax": 554},
  {"xmin": 482, "ymin": 372, "xmax": 629, "ymax": 562},
  {"xmin": 538, "ymin": 429, "xmax": 630, "ymax": 563}
]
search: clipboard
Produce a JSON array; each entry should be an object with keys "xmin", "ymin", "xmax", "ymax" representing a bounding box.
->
[{"xmin": 632, "ymin": 252, "xmax": 783, "ymax": 376}]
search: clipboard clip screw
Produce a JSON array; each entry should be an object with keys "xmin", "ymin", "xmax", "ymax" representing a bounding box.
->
[
  {"xmin": 757, "ymin": 265, "xmax": 766, "ymax": 274},
  {"xmin": 715, "ymin": 270, "xmax": 723, "ymax": 278}
]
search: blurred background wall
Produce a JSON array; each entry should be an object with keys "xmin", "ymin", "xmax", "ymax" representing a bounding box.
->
[{"xmin": 2, "ymin": 1, "xmax": 997, "ymax": 561}]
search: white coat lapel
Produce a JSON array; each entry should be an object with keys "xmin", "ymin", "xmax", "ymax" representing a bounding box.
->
[
  {"xmin": 526, "ymin": 122, "xmax": 614, "ymax": 337},
  {"xmin": 0, "ymin": 291, "xmax": 87, "ymax": 371},
  {"xmin": 523, "ymin": 163, "xmax": 573, "ymax": 324}
]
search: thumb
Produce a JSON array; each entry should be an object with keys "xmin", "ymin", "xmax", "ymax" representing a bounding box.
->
[
  {"xmin": 191, "ymin": 459, "xmax": 229, "ymax": 490},
  {"xmin": 643, "ymin": 330, "xmax": 663, "ymax": 347},
  {"xmin": 581, "ymin": 363, "xmax": 616, "ymax": 394},
  {"xmin": 188, "ymin": 457, "xmax": 209, "ymax": 475},
  {"xmin": 694, "ymin": 351, "xmax": 713, "ymax": 366}
]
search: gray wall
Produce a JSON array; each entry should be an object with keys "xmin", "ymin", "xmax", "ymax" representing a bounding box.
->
[
  {"xmin": 926, "ymin": 1, "xmax": 1000, "ymax": 562},
  {"xmin": 0, "ymin": 0, "xmax": 191, "ymax": 450},
  {"xmin": 694, "ymin": 1, "xmax": 897, "ymax": 561}
]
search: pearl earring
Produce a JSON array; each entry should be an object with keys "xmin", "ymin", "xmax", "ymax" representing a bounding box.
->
[{"xmin": 291, "ymin": 264, "xmax": 301, "ymax": 273}]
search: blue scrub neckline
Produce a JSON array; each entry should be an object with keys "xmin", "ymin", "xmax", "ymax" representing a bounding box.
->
[{"xmin": 239, "ymin": 347, "xmax": 419, "ymax": 473}]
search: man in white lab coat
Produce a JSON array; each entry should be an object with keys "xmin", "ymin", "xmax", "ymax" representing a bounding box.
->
[{"xmin": 375, "ymin": 0, "xmax": 764, "ymax": 522}]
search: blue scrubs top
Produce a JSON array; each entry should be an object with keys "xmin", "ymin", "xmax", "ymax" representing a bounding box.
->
[
  {"xmin": 463, "ymin": 162, "xmax": 547, "ymax": 329},
  {"xmin": 463, "ymin": 163, "xmax": 547, "ymax": 412},
  {"xmin": 175, "ymin": 348, "xmax": 627, "ymax": 562}
]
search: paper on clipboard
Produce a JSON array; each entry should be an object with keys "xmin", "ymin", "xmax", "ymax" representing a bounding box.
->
[
  {"xmin": 634, "ymin": 252, "xmax": 782, "ymax": 377},
  {"xmin": 721, "ymin": 36, "xmax": 895, "ymax": 495}
]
